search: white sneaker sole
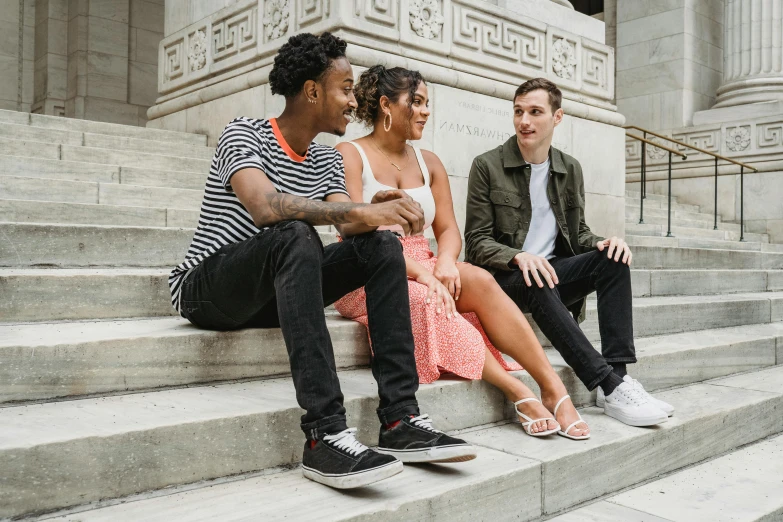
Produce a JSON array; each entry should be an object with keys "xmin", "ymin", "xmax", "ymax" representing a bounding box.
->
[
  {"xmin": 598, "ymin": 393, "xmax": 675, "ymax": 417},
  {"xmin": 376, "ymin": 444, "xmax": 477, "ymax": 463},
  {"xmin": 302, "ymin": 459, "xmax": 403, "ymax": 489},
  {"xmin": 603, "ymin": 403, "xmax": 668, "ymax": 427}
]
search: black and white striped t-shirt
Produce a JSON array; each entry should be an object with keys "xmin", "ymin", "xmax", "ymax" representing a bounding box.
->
[{"xmin": 168, "ymin": 117, "xmax": 349, "ymax": 314}]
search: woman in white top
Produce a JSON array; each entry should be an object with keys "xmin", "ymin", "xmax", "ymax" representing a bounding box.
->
[{"xmin": 334, "ymin": 66, "xmax": 589, "ymax": 439}]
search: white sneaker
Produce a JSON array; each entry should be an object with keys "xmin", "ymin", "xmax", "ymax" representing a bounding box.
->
[
  {"xmin": 600, "ymin": 379, "xmax": 668, "ymax": 427},
  {"xmin": 625, "ymin": 376, "xmax": 675, "ymax": 416},
  {"xmin": 597, "ymin": 376, "xmax": 675, "ymax": 417}
]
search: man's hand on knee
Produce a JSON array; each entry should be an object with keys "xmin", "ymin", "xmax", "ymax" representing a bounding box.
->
[
  {"xmin": 512, "ymin": 252, "xmax": 559, "ymax": 289},
  {"xmin": 596, "ymin": 237, "xmax": 633, "ymax": 265}
]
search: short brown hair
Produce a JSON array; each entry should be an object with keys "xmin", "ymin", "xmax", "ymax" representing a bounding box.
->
[{"xmin": 514, "ymin": 78, "xmax": 562, "ymax": 113}]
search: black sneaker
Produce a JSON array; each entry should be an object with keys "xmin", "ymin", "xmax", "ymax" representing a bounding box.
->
[
  {"xmin": 377, "ymin": 414, "xmax": 477, "ymax": 463},
  {"xmin": 302, "ymin": 428, "xmax": 403, "ymax": 489}
]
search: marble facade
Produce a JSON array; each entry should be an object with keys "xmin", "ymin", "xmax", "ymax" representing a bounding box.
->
[
  {"xmin": 148, "ymin": 0, "xmax": 626, "ymax": 239},
  {"xmin": 0, "ymin": 0, "xmax": 164, "ymax": 125},
  {"xmin": 615, "ymin": 0, "xmax": 725, "ymax": 131},
  {"xmin": 626, "ymin": 0, "xmax": 783, "ymax": 243}
]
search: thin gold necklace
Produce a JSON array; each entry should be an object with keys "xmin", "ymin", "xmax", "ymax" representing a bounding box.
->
[{"xmin": 370, "ymin": 136, "xmax": 409, "ymax": 171}]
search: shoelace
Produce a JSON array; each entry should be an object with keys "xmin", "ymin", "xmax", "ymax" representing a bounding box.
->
[
  {"xmin": 618, "ymin": 382, "xmax": 650, "ymax": 406},
  {"xmin": 322, "ymin": 428, "xmax": 368, "ymax": 456},
  {"xmin": 408, "ymin": 414, "xmax": 443, "ymax": 434}
]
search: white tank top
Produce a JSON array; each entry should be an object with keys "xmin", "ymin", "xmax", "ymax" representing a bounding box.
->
[{"xmin": 347, "ymin": 141, "xmax": 436, "ymax": 234}]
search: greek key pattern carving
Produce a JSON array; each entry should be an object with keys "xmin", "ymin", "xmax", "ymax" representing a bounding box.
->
[
  {"xmin": 356, "ymin": 0, "xmax": 397, "ymax": 28},
  {"xmin": 163, "ymin": 37, "xmax": 185, "ymax": 82},
  {"xmin": 213, "ymin": 5, "xmax": 258, "ymax": 64},
  {"xmin": 671, "ymin": 130, "xmax": 720, "ymax": 157},
  {"xmin": 758, "ymin": 122, "xmax": 783, "ymax": 149},
  {"xmin": 452, "ymin": 4, "xmax": 545, "ymax": 71},
  {"xmin": 582, "ymin": 40, "xmax": 609, "ymax": 95},
  {"xmin": 297, "ymin": 0, "xmax": 329, "ymax": 30},
  {"xmin": 159, "ymin": 0, "xmax": 614, "ymax": 103}
]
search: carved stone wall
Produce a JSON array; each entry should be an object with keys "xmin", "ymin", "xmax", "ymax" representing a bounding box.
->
[{"xmin": 152, "ymin": 0, "xmax": 617, "ymax": 125}]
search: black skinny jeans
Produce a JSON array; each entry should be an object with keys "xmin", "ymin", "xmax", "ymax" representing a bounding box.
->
[
  {"xmin": 495, "ymin": 249, "xmax": 636, "ymax": 390},
  {"xmin": 179, "ymin": 220, "xmax": 420, "ymax": 440}
]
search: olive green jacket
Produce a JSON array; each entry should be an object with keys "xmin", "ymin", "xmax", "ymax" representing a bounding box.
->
[{"xmin": 464, "ymin": 135, "xmax": 604, "ymax": 322}]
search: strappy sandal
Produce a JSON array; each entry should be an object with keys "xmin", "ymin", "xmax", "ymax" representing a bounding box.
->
[
  {"xmin": 553, "ymin": 395, "xmax": 590, "ymax": 440},
  {"xmin": 514, "ymin": 397, "xmax": 560, "ymax": 437}
]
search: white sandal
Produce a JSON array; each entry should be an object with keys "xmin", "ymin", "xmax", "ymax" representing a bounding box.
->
[
  {"xmin": 553, "ymin": 395, "xmax": 590, "ymax": 440},
  {"xmin": 514, "ymin": 397, "xmax": 560, "ymax": 437}
]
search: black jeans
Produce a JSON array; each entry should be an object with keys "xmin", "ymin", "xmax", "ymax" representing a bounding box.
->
[
  {"xmin": 494, "ymin": 249, "xmax": 636, "ymax": 390},
  {"xmin": 179, "ymin": 220, "xmax": 420, "ymax": 440}
]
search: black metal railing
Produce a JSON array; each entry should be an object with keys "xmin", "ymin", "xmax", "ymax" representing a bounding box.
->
[
  {"xmin": 625, "ymin": 133, "xmax": 686, "ymax": 237},
  {"xmin": 625, "ymin": 126, "xmax": 759, "ymax": 241}
]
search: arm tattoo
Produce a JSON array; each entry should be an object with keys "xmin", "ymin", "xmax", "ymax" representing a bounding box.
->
[{"xmin": 263, "ymin": 193, "xmax": 366, "ymax": 226}]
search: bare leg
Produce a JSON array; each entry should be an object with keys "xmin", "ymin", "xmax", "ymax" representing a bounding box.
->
[
  {"xmin": 457, "ymin": 264, "xmax": 589, "ymax": 438},
  {"xmin": 480, "ymin": 347, "xmax": 556, "ymax": 433}
]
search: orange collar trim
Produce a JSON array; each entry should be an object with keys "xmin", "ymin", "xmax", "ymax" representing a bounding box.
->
[{"xmin": 270, "ymin": 118, "xmax": 307, "ymax": 162}]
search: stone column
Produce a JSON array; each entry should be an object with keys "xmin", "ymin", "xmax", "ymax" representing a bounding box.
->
[{"xmin": 715, "ymin": 0, "xmax": 783, "ymax": 108}]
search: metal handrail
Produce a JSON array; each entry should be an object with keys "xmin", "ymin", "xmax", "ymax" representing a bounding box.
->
[
  {"xmin": 625, "ymin": 124, "xmax": 759, "ymax": 242},
  {"xmin": 625, "ymin": 125, "xmax": 758, "ymax": 171},
  {"xmin": 625, "ymin": 133, "xmax": 686, "ymax": 238}
]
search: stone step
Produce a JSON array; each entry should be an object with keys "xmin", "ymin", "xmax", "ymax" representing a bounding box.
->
[
  {"xmin": 0, "ymin": 123, "xmax": 215, "ymax": 159},
  {"xmin": 3, "ymin": 298, "xmax": 781, "ymax": 403},
  {"xmin": 60, "ymin": 144, "xmax": 210, "ymax": 173},
  {"xmin": 0, "ymin": 223, "xmax": 336, "ymax": 268},
  {"xmin": 630, "ymin": 245, "xmax": 783, "ymax": 269},
  {"xmin": 625, "ymin": 205, "xmax": 719, "ymax": 224},
  {"xmin": 6, "ymin": 364, "xmax": 783, "ymax": 520},
  {"xmin": 82, "ymin": 133, "xmax": 214, "ymax": 160},
  {"xmin": 460, "ymin": 365, "xmax": 783, "ymax": 517},
  {"xmin": 0, "ymin": 156, "xmax": 205, "ymax": 190},
  {"xmin": 0, "ymin": 109, "xmax": 207, "ymax": 146},
  {"xmin": 0, "ymin": 136, "xmax": 210, "ymax": 173},
  {"xmin": 631, "ymin": 213, "xmax": 742, "ymax": 232},
  {"xmin": 3, "ymin": 266, "xmax": 782, "ymax": 323},
  {"xmin": 0, "ymin": 155, "xmax": 120, "ymax": 183},
  {"xmin": 0, "ymin": 268, "xmax": 176, "ymax": 322},
  {"xmin": 624, "ymin": 195, "xmax": 700, "ymax": 213},
  {"xmin": 632, "ymin": 269, "xmax": 783, "ymax": 297},
  {"xmin": 0, "ymin": 136, "xmax": 60, "ymax": 160},
  {"xmin": 0, "ymin": 223, "xmax": 191, "ymax": 268},
  {"xmin": 52, "ymin": 446, "xmax": 540, "ymax": 522},
  {"xmin": 0, "ymin": 176, "xmax": 203, "ymax": 209},
  {"xmin": 625, "ymin": 190, "xmax": 698, "ymax": 212},
  {"xmin": 551, "ymin": 434, "xmax": 783, "ymax": 522},
  {"xmin": 626, "ymin": 223, "xmax": 769, "ymax": 243},
  {"xmin": 627, "ymin": 235, "xmax": 783, "ymax": 253},
  {"xmin": 0, "ymin": 199, "xmax": 196, "ymax": 227}
]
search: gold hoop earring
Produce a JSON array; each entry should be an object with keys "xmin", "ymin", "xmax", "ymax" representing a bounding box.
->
[{"xmin": 383, "ymin": 112, "xmax": 392, "ymax": 132}]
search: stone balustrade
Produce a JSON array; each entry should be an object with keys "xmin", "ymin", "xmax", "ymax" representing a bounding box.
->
[{"xmin": 151, "ymin": 0, "xmax": 617, "ymax": 124}]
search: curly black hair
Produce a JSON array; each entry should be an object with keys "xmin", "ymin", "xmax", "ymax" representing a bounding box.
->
[
  {"xmin": 269, "ymin": 32, "xmax": 348, "ymax": 98},
  {"xmin": 353, "ymin": 65, "xmax": 425, "ymax": 127}
]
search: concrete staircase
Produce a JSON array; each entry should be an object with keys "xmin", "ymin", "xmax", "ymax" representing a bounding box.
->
[{"xmin": 1, "ymin": 108, "xmax": 782, "ymax": 521}]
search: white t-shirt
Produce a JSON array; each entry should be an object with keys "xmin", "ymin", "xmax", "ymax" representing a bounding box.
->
[{"xmin": 521, "ymin": 158, "xmax": 558, "ymax": 259}]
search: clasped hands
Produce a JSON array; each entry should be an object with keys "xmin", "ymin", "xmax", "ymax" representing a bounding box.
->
[{"xmin": 514, "ymin": 236, "xmax": 632, "ymax": 288}]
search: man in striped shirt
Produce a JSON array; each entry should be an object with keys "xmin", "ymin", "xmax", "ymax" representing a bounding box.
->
[{"xmin": 170, "ymin": 33, "xmax": 476, "ymax": 489}]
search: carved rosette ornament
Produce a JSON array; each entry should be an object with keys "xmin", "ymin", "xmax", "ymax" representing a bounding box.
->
[
  {"xmin": 552, "ymin": 38, "xmax": 577, "ymax": 79},
  {"xmin": 409, "ymin": 0, "xmax": 445, "ymax": 40},
  {"xmin": 264, "ymin": 0, "xmax": 290, "ymax": 41},
  {"xmin": 188, "ymin": 30, "xmax": 207, "ymax": 72},
  {"xmin": 726, "ymin": 126, "xmax": 751, "ymax": 152},
  {"xmin": 646, "ymin": 137, "xmax": 668, "ymax": 160}
]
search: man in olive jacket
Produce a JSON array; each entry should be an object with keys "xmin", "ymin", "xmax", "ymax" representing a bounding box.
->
[{"xmin": 465, "ymin": 78, "xmax": 673, "ymax": 427}]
